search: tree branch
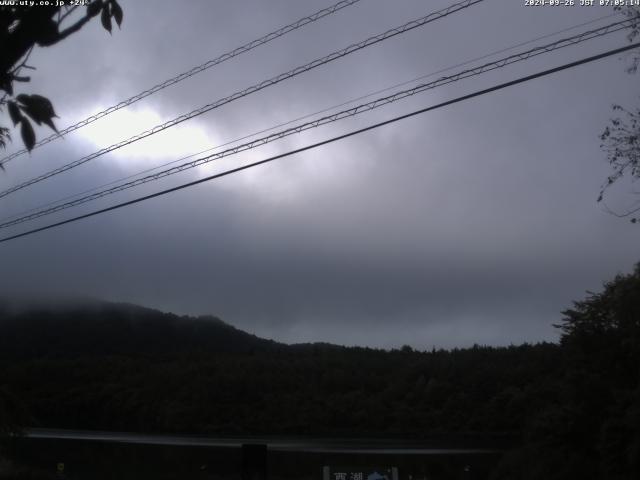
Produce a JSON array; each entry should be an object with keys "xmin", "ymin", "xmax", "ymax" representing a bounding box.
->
[
  {"xmin": 57, "ymin": 5, "xmax": 79, "ymax": 26},
  {"xmin": 54, "ymin": 13, "xmax": 91, "ymax": 42}
]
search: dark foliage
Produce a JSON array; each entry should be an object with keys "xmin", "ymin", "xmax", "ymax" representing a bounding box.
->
[
  {"xmin": 599, "ymin": 6, "xmax": 640, "ymax": 221},
  {"xmin": 0, "ymin": 263, "xmax": 638, "ymax": 478},
  {"xmin": 0, "ymin": 1, "xmax": 122, "ymax": 153},
  {"xmin": 0, "ymin": 300, "xmax": 562, "ymax": 440},
  {"xmin": 0, "ymin": 301, "xmax": 277, "ymax": 360},
  {"xmin": 493, "ymin": 263, "xmax": 640, "ymax": 479}
]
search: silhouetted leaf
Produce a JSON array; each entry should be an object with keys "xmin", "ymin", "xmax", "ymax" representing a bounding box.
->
[
  {"xmin": 87, "ymin": 0, "xmax": 103, "ymax": 17},
  {"xmin": 111, "ymin": 0, "xmax": 123, "ymax": 28},
  {"xmin": 35, "ymin": 18, "xmax": 59, "ymax": 46},
  {"xmin": 41, "ymin": 116, "xmax": 58, "ymax": 133},
  {"xmin": 1, "ymin": 79, "xmax": 13, "ymax": 96},
  {"xmin": 20, "ymin": 105, "xmax": 41, "ymax": 125},
  {"xmin": 10, "ymin": 74, "xmax": 31, "ymax": 83},
  {"xmin": 7, "ymin": 101, "xmax": 22, "ymax": 126},
  {"xmin": 28, "ymin": 95, "xmax": 57, "ymax": 118},
  {"xmin": 0, "ymin": 126, "xmax": 9, "ymax": 153},
  {"xmin": 101, "ymin": 4, "xmax": 112, "ymax": 33},
  {"xmin": 20, "ymin": 118, "xmax": 35, "ymax": 152},
  {"xmin": 16, "ymin": 94, "xmax": 58, "ymax": 131}
]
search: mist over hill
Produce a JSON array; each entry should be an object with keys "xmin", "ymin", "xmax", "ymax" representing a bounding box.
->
[
  {"xmin": 1, "ymin": 268, "xmax": 639, "ymax": 480},
  {"xmin": 0, "ymin": 299, "xmax": 279, "ymax": 359},
  {"xmin": 0, "ymin": 299, "xmax": 559, "ymax": 438}
]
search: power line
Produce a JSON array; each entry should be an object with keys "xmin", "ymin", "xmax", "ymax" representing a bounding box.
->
[
  {"xmin": 2, "ymin": 10, "xmax": 620, "ymax": 223},
  {"xmin": 0, "ymin": 17, "xmax": 633, "ymax": 230},
  {"xmin": 1, "ymin": 41, "xmax": 638, "ymax": 245},
  {"xmin": 0, "ymin": 0, "xmax": 363, "ymax": 167},
  {"xmin": 0, "ymin": 0, "xmax": 485, "ymax": 199},
  {"xmin": 2, "ymin": 10, "xmax": 619, "ymax": 176}
]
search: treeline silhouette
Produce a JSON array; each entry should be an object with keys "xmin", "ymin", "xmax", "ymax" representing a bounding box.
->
[{"xmin": 0, "ymin": 264, "xmax": 638, "ymax": 479}]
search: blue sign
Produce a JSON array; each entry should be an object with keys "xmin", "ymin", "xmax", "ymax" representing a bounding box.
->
[{"xmin": 323, "ymin": 466, "xmax": 399, "ymax": 480}]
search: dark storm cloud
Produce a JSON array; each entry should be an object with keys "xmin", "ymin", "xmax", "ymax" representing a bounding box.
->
[{"xmin": 0, "ymin": 0, "xmax": 638, "ymax": 348}]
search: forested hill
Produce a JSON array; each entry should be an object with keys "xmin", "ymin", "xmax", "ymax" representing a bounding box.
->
[
  {"xmin": 1, "ymin": 261, "xmax": 639, "ymax": 480},
  {"xmin": 0, "ymin": 299, "xmax": 279, "ymax": 359},
  {"xmin": 0, "ymin": 299, "xmax": 563, "ymax": 441}
]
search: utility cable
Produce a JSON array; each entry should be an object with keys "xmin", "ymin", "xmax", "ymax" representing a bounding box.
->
[
  {"xmin": 0, "ymin": 0, "xmax": 485, "ymax": 199},
  {"xmin": 0, "ymin": 18, "xmax": 633, "ymax": 230},
  {"xmin": 0, "ymin": 0, "xmax": 363, "ymax": 166},
  {"xmin": 3, "ymin": 9, "xmax": 619, "ymax": 221},
  {"xmin": 1, "ymin": 41, "xmax": 638, "ymax": 244}
]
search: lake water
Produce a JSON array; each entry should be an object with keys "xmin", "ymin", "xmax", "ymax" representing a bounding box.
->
[{"xmin": 1, "ymin": 431, "xmax": 504, "ymax": 480}]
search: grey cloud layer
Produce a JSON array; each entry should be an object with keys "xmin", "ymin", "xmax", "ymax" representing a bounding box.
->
[{"xmin": 0, "ymin": 0, "xmax": 638, "ymax": 348}]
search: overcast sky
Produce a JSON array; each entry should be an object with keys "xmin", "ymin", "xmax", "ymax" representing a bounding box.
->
[{"xmin": 0, "ymin": 0, "xmax": 638, "ymax": 349}]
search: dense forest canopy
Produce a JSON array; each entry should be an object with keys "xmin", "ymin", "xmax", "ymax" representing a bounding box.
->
[{"xmin": 0, "ymin": 263, "xmax": 639, "ymax": 478}]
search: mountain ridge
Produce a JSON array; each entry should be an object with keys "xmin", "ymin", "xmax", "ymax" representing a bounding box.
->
[{"xmin": 0, "ymin": 298, "xmax": 281, "ymax": 359}]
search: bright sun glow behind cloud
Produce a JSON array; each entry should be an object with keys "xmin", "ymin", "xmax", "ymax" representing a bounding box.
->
[{"xmin": 77, "ymin": 106, "xmax": 215, "ymax": 166}]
